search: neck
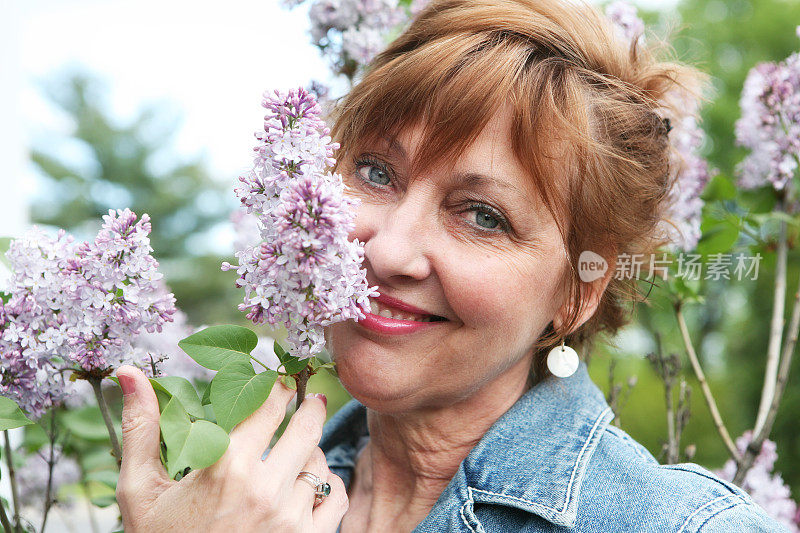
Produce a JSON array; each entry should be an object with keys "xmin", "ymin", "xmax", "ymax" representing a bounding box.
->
[{"xmin": 347, "ymin": 356, "xmax": 533, "ymax": 531}]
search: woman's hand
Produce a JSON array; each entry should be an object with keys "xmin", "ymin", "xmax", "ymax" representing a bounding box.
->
[{"xmin": 114, "ymin": 365, "xmax": 349, "ymax": 532}]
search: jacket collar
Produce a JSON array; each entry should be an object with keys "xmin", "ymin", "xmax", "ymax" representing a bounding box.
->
[{"xmin": 321, "ymin": 361, "xmax": 614, "ymax": 529}]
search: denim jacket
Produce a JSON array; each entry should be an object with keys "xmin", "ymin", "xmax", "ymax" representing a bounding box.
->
[{"xmin": 320, "ymin": 361, "xmax": 787, "ymax": 532}]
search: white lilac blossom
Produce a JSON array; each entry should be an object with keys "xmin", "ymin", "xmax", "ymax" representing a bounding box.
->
[
  {"xmin": 716, "ymin": 431, "xmax": 800, "ymax": 532},
  {"xmin": 605, "ymin": 1, "xmax": 646, "ymax": 45},
  {"xmin": 17, "ymin": 445, "xmax": 81, "ymax": 509},
  {"xmin": 284, "ymin": 0, "xmax": 407, "ymax": 74},
  {"xmin": 735, "ymin": 30, "xmax": 800, "ymax": 191},
  {"xmin": 607, "ymin": 1, "xmax": 714, "ymax": 251},
  {"xmin": 660, "ymin": 112, "xmax": 716, "ymax": 251},
  {"xmin": 0, "ymin": 210, "xmax": 176, "ymax": 417},
  {"xmin": 223, "ymin": 88, "xmax": 376, "ymax": 358}
]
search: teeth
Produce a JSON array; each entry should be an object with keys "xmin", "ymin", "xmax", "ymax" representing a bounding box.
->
[{"xmin": 368, "ymin": 297, "xmax": 433, "ymax": 322}]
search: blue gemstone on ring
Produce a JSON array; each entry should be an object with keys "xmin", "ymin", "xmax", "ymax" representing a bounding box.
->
[{"xmin": 316, "ymin": 482, "xmax": 331, "ymax": 497}]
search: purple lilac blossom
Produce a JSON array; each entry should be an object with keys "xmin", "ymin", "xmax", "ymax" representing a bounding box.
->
[
  {"xmin": 606, "ymin": 1, "xmax": 714, "ymax": 251},
  {"xmin": 1, "ymin": 210, "xmax": 176, "ymax": 417},
  {"xmin": 17, "ymin": 445, "xmax": 81, "ymax": 509},
  {"xmin": 283, "ymin": 0, "xmax": 407, "ymax": 72},
  {"xmin": 735, "ymin": 30, "xmax": 800, "ymax": 191},
  {"xmin": 716, "ymin": 431, "xmax": 799, "ymax": 532},
  {"xmin": 605, "ymin": 1, "xmax": 646, "ymax": 45},
  {"xmin": 223, "ymin": 88, "xmax": 377, "ymax": 358}
]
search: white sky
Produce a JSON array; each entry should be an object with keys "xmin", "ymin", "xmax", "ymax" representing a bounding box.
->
[{"xmin": 0, "ymin": 0, "xmax": 675, "ymax": 243}]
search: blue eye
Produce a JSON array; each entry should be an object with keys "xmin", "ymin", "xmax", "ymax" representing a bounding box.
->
[
  {"xmin": 465, "ymin": 202, "xmax": 509, "ymax": 233},
  {"xmin": 355, "ymin": 157, "xmax": 391, "ymax": 186},
  {"xmin": 474, "ymin": 210, "xmax": 500, "ymax": 229}
]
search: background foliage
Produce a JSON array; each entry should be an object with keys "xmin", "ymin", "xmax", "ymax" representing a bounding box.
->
[{"xmin": 17, "ymin": 0, "xmax": 800, "ymax": 519}]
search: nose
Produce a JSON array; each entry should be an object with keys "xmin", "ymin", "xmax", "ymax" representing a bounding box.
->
[{"xmin": 362, "ymin": 195, "xmax": 433, "ymax": 283}]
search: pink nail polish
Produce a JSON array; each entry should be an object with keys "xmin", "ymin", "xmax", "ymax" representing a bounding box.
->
[
  {"xmin": 118, "ymin": 374, "xmax": 136, "ymax": 396},
  {"xmin": 314, "ymin": 393, "xmax": 327, "ymax": 407}
]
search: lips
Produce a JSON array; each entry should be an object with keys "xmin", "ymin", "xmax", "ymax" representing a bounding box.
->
[
  {"xmin": 370, "ymin": 293, "xmax": 447, "ymax": 322},
  {"xmin": 355, "ymin": 292, "xmax": 448, "ymax": 335}
]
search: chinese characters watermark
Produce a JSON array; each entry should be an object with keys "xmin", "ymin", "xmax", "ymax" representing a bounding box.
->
[{"xmin": 578, "ymin": 250, "xmax": 762, "ymax": 282}]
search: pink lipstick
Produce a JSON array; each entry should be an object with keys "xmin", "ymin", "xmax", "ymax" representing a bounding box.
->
[{"xmin": 357, "ymin": 293, "xmax": 448, "ymax": 335}]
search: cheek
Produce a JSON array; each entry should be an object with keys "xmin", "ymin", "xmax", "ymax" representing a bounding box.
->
[{"xmin": 441, "ymin": 251, "xmax": 560, "ymax": 342}]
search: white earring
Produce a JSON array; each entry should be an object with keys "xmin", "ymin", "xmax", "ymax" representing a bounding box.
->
[{"xmin": 546, "ymin": 338, "xmax": 579, "ymax": 378}]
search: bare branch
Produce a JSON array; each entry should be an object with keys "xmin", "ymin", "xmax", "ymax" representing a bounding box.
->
[{"xmin": 674, "ymin": 304, "xmax": 741, "ymax": 461}]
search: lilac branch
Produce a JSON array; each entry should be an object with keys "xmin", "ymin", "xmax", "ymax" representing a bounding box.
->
[
  {"xmin": 2, "ymin": 431, "xmax": 21, "ymax": 533},
  {"xmin": 674, "ymin": 303, "xmax": 740, "ymax": 460},
  {"xmin": 89, "ymin": 378, "xmax": 122, "ymax": 468},
  {"xmin": 734, "ymin": 266, "xmax": 800, "ymax": 484},
  {"xmin": 754, "ymin": 210, "xmax": 787, "ymax": 436}
]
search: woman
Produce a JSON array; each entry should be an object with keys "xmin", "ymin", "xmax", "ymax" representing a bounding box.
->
[{"xmin": 114, "ymin": 0, "xmax": 786, "ymax": 531}]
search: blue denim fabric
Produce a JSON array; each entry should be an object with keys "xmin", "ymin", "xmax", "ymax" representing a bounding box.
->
[{"xmin": 320, "ymin": 361, "xmax": 787, "ymax": 532}]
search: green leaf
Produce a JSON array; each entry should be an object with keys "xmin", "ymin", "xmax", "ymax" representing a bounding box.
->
[
  {"xmin": 91, "ymin": 495, "xmax": 118, "ymax": 508},
  {"xmin": 149, "ymin": 377, "xmax": 204, "ymax": 419},
  {"xmin": 280, "ymin": 374, "xmax": 297, "ymax": 390},
  {"xmin": 700, "ymin": 173, "xmax": 736, "ymax": 202},
  {"xmin": 0, "ymin": 237, "xmax": 11, "ymax": 268},
  {"xmin": 0, "ymin": 397, "xmax": 34, "ymax": 431},
  {"xmin": 178, "ymin": 325, "xmax": 257, "ymax": 370},
  {"xmin": 85, "ymin": 469, "xmax": 119, "ymax": 489},
  {"xmin": 273, "ymin": 340, "xmax": 287, "ymax": 359},
  {"xmin": 201, "ymin": 381, "xmax": 212, "ymax": 406},
  {"xmin": 696, "ymin": 222, "xmax": 740, "ymax": 256},
  {"xmin": 280, "ymin": 355, "xmax": 308, "ymax": 376},
  {"xmin": 159, "ymin": 397, "xmax": 229, "ymax": 479},
  {"xmin": 61, "ymin": 406, "xmax": 118, "ymax": 442},
  {"xmin": 210, "ymin": 360, "xmax": 278, "ymax": 433},
  {"xmin": 0, "ymin": 291, "xmax": 10, "ymax": 305}
]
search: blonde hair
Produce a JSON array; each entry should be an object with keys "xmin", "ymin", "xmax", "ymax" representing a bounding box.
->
[{"xmin": 330, "ymin": 0, "xmax": 709, "ymax": 384}]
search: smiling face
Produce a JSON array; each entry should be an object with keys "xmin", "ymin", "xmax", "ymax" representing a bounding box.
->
[{"xmin": 325, "ymin": 106, "xmax": 574, "ymax": 412}]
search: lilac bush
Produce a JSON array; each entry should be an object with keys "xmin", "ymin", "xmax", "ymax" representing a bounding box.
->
[
  {"xmin": 606, "ymin": 1, "xmax": 715, "ymax": 252},
  {"xmin": 282, "ymin": 0, "xmax": 410, "ymax": 77},
  {"xmin": 736, "ymin": 30, "xmax": 800, "ymax": 191},
  {"xmin": 0, "ymin": 209, "xmax": 176, "ymax": 417},
  {"xmin": 223, "ymin": 87, "xmax": 376, "ymax": 358},
  {"xmin": 717, "ymin": 431, "xmax": 800, "ymax": 532}
]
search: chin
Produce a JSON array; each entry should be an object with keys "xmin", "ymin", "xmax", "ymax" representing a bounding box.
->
[{"xmin": 327, "ymin": 330, "xmax": 415, "ymax": 411}]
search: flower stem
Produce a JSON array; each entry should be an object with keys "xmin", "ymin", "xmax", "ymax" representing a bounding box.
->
[
  {"xmin": 674, "ymin": 304, "xmax": 740, "ymax": 460},
  {"xmin": 734, "ymin": 266, "xmax": 800, "ymax": 485},
  {"xmin": 2, "ymin": 431, "xmax": 21, "ymax": 532},
  {"xmin": 0, "ymin": 498, "xmax": 13, "ymax": 533},
  {"xmin": 40, "ymin": 412, "xmax": 57, "ymax": 533},
  {"xmin": 294, "ymin": 365, "xmax": 311, "ymax": 411},
  {"xmin": 754, "ymin": 212, "xmax": 787, "ymax": 436},
  {"xmin": 89, "ymin": 377, "xmax": 122, "ymax": 468}
]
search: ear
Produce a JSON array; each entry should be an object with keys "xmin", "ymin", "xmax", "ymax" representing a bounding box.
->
[{"xmin": 553, "ymin": 249, "xmax": 616, "ymax": 334}]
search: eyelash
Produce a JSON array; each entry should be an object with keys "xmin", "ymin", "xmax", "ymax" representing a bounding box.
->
[{"xmin": 352, "ymin": 155, "xmax": 512, "ymax": 234}]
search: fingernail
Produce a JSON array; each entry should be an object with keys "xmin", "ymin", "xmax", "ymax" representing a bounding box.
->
[
  {"xmin": 118, "ymin": 374, "xmax": 136, "ymax": 396},
  {"xmin": 306, "ymin": 393, "xmax": 327, "ymax": 407}
]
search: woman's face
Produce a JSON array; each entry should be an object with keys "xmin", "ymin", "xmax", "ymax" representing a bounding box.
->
[{"xmin": 326, "ymin": 106, "xmax": 574, "ymax": 411}]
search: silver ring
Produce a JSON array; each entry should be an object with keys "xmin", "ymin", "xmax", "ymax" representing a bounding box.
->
[{"xmin": 297, "ymin": 471, "xmax": 331, "ymax": 506}]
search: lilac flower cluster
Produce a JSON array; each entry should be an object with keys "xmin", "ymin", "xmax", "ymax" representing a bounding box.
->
[
  {"xmin": 1, "ymin": 210, "xmax": 176, "ymax": 417},
  {"xmin": 17, "ymin": 444, "xmax": 81, "ymax": 509},
  {"xmin": 735, "ymin": 30, "xmax": 800, "ymax": 192},
  {"xmin": 281, "ymin": 0, "xmax": 411, "ymax": 73},
  {"xmin": 224, "ymin": 88, "xmax": 376, "ymax": 358},
  {"xmin": 606, "ymin": 2, "xmax": 714, "ymax": 251},
  {"xmin": 660, "ymin": 112, "xmax": 716, "ymax": 251},
  {"xmin": 716, "ymin": 431, "xmax": 800, "ymax": 531},
  {"xmin": 605, "ymin": 1, "xmax": 646, "ymax": 45}
]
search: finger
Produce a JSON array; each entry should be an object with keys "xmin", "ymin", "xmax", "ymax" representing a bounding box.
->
[
  {"xmin": 116, "ymin": 365, "xmax": 167, "ymax": 486},
  {"xmin": 312, "ymin": 472, "xmax": 349, "ymax": 533},
  {"xmin": 228, "ymin": 377, "xmax": 297, "ymax": 458},
  {"xmin": 289, "ymin": 447, "xmax": 330, "ymax": 514},
  {"xmin": 263, "ymin": 393, "xmax": 328, "ymax": 484}
]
